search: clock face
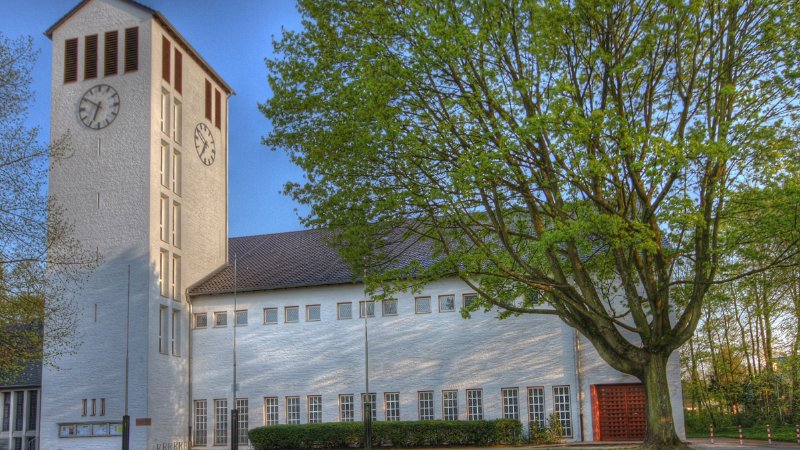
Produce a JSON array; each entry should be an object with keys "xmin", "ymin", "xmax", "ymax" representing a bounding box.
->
[
  {"xmin": 78, "ymin": 84, "xmax": 120, "ymax": 129},
  {"xmin": 194, "ymin": 123, "xmax": 216, "ymax": 166}
]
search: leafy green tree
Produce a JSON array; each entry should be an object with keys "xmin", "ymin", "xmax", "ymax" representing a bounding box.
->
[
  {"xmin": 0, "ymin": 33, "xmax": 95, "ymax": 382},
  {"xmin": 264, "ymin": 1, "xmax": 800, "ymax": 447}
]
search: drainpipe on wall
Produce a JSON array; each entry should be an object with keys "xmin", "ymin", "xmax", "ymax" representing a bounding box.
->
[{"xmin": 574, "ymin": 329, "xmax": 585, "ymax": 441}]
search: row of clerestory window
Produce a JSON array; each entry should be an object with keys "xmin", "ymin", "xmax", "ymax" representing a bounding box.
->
[{"xmin": 64, "ymin": 27, "xmax": 138, "ymax": 83}]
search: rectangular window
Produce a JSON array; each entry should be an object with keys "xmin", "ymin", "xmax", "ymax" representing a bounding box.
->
[
  {"xmin": 338, "ymin": 394, "xmax": 354, "ymax": 422},
  {"xmin": 214, "ymin": 399, "xmax": 227, "ymax": 445},
  {"xmin": 418, "ymin": 391, "xmax": 434, "ymax": 420},
  {"xmin": 171, "ymin": 149, "xmax": 181, "ymax": 195},
  {"xmin": 160, "ymin": 143, "xmax": 169, "ymax": 187},
  {"xmin": 194, "ymin": 312, "xmax": 207, "ymax": 328},
  {"xmin": 359, "ymin": 300, "xmax": 374, "ymax": 318},
  {"xmin": 236, "ymin": 398, "xmax": 249, "ymax": 445},
  {"xmin": 100, "ymin": 397, "xmax": 105, "ymax": 416},
  {"xmin": 214, "ymin": 311, "xmax": 227, "ymax": 327},
  {"xmin": 337, "ymin": 302, "xmax": 352, "ymax": 320},
  {"xmin": 124, "ymin": 27, "xmax": 138, "ymax": 73},
  {"xmin": 285, "ymin": 306, "xmax": 299, "ymax": 323},
  {"xmin": 90, "ymin": 398, "xmax": 96, "ymax": 417},
  {"xmin": 384, "ymin": 393, "xmax": 400, "ymax": 421},
  {"xmin": 84, "ymin": 34, "xmax": 98, "ymax": 80},
  {"xmin": 171, "ymin": 309, "xmax": 179, "ymax": 356},
  {"xmin": 466, "ymin": 389, "xmax": 483, "ymax": 420},
  {"xmin": 553, "ymin": 386, "xmax": 573, "ymax": 437},
  {"xmin": 159, "ymin": 249, "xmax": 168, "ymax": 297},
  {"xmin": 64, "ymin": 38, "xmax": 78, "ymax": 83},
  {"xmin": 104, "ymin": 30, "xmax": 118, "ymax": 76},
  {"xmin": 263, "ymin": 397, "xmax": 279, "ymax": 425},
  {"xmin": 501, "ymin": 388, "xmax": 519, "ymax": 419},
  {"xmin": 286, "ymin": 396, "xmax": 300, "ymax": 424},
  {"xmin": 161, "ymin": 36, "xmax": 170, "ymax": 82},
  {"xmin": 2, "ymin": 392, "xmax": 9, "ymax": 431},
  {"xmin": 306, "ymin": 304, "xmax": 321, "ymax": 321},
  {"xmin": 361, "ymin": 393, "xmax": 377, "ymax": 422},
  {"xmin": 158, "ymin": 306, "xmax": 168, "ymax": 354},
  {"xmin": 27, "ymin": 391, "xmax": 37, "ymax": 430},
  {"xmin": 438, "ymin": 294, "xmax": 455, "ymax": 312},
  {"xmin": 81, "ymin": 398, "xmax": 87, "ymax": 416},
  {"xmin": 204, "ymin": 80, "xmax": 212, "ymax": 120},
  {"xmin": 215, "ymin": 88, "xmax": 222, "ymax": 128},
  {"xmin": 263, "ymin": 307, "xmax": 278, "ymax": 324},
  {"xmin": 193, "ymin": 400, "xmax": 207, "ymax": 445},
  {"xmin": 381, "ymin": 299, "xmax": 397, "ymax": 316},
  {"xmin": 160, "ymin": 90, "xmax": 169, "ymax": 134},
  {"xmin": 159, "ymin": 195, "xmax": 169, "ymax": 242},
  {"xmin": 235, "ymin": 310, "xmax": 248, "ymax": 326},
  {"xmin": 13, "ymin": 438, "xmax": 21, "ymax": 450},
  {"xmin": 463, "ymin": 293, "xmax": 477, "ymax": 309},
  {"xmin": 172, "ymin": 100, "xmax": 182, "ymax": 143},
  {"xmin": 174, "ymin": 49, "xmax": 183, "ymax": 93},
  {"xmin": 307, "ymin": 395, "xmax": 322, "ymax": 423},
  {"xmin": 415, "ymin": 296, "xmax": 431, "ymax": 314},
  {"xmin": 14, "ymin": 392, "xmax": 23, "ymax": 430},
  {"xmin": 527, "ymin": 387, "xmax": 545, "ymax": 429},
  {"xmin": 171, "ymin": 202, "xmax": 181, "ymax": 248},
  {"xmin": 442, "ymin": 390, "xmax": 458, "ymax": 421}
]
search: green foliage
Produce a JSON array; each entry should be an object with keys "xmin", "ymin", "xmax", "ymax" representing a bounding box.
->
[
  {"xmin": 526, "ymin": 413, "xmax": 564, "ymax": 445},
  {"xmin": 248, "ymin": 419, "xmax": 522, "ymax": 450}
]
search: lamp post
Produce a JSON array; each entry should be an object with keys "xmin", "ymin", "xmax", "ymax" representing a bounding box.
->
[
  {"xmin": 230, "ymin": 255, "xmax": 238, "ymax": 450},
  {"xmin": 122, "ymin": 265, "xmax": 131, "ymax": 450},
  {"xmin": 363, "ymin": 296, "xmax": 372, "ymax": 450}
]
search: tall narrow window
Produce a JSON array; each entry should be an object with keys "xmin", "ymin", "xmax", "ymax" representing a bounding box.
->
[
  {"xmin": 104, "ymin": 30, "xmax": 118, "ymax": 76},
  {"xmin": 27, "ymin": 391, "xmax": 37, "ymax": 430},
  {"xmin": 171, "ymin": 309, "xmax": 179, "ymax": 355},
  {"xmin": 2, "ymin": 393, "xmax": 9, "ymax": 431},
  {"xmin": 214, "ymin": 399, "xmax": 227, "ymax": 445},
  {"xmin": 527, "ymin": 387, "xmax": 545, "ymax": 429},
  {"xmin": 160, "ymin": 90, "xmax": 169, "ymax": 134},
  {"xmin": 124, "ymin": 27, "xmax": 138, "ymax": 73},
  {"xmin": 338, "ymin": 395, "xmax": 354, "ymax": 422},
  {"xmin": 194, "ymin": 400, "xmax": 207, "ymax": 445},
  {"xmin": 161, "ymin": 36, "xmax": 170, "ymax": 82},
  {"xmin": 418, "ymin": 391, "xmax": 434, "ymax": 420},
  {"xmin": 171, "ymin": 149, "xmax": 181, "ymax": 195},
  {"xmin": 384, "ymin": 393, "xmax": 400, "ymax": 421},
  {"xmin": 442, "ymin": 390, "xmax": 458, "ymax": 421},
  {"xmin": 236, "ymin": 398, "xmax": 249, "ymax": 445},
  {"xmin": 264, "ymin": 397, "xmax": 279, "ymax": 425},
  {"xmin": 171, "ymin": 202, "xmax": 181, "ymax": 248},
  {"xmin": 100, "ymin": 398, "xmax": 105, "ymax": 416},
  {"xmin": 307, "ymin": 396, "xmax": 322, "ymax": 423},
  {"xmin": 159, "ymin": 249, "xmax": 168, "ymax": 297},
  {"xmin": 64, "ymin": 38, "xmax": 78, "ymax": 83},
  {"xmin": 84, "ymin": 34, "xmax": 98, "ymax": 80},
  {"xmin": 361, "ymin": 393, "xmax": 376, "ymax": 422},
  {"xmin": 158, "ymin": 306, "xmax": 168, "ymax": 354},
  {"xmin": 204, "ymin": 80, "xmax": 211, "ymax": 120},
  {"xmin": 14, "ymin": 392, "xmax": 23, "ymax": 430},
  {"xmin": 160, "ymin": 143, "xmax": 169, "ymax": 187},
  {"xmin": 159, "ymin": 196, "xmax": 169, "ymax": 242},
  {"xmin": 466, "ymin": 389, "xmax": 483, "ymax": 420},
  {"xmin": 553, "ymin": 386, "xmax": 573, "ymax": 437},
  {"xmin": 90, "ymin": 398, "xmax": 96, "ymax": 416},
  {"xmin": 286, "ymin": 396, "xmax": 300, "ymax": 424},
  {"xmin": 172, "ymin": 100, "xmax": 182, "ymax": 143},
  {"xmin": 174, "ymin": 50, "xmax": 183, "ymax": 93},
  {"xmin": 214, "ymin": 89, "xmax": 222, "ymax": 128},
  {"xmin": 81, "ymin": 398, "xmax": 87, "ymax": 416},
  {"xmin": 501, "ymin": 388, "xmax": 519, "ymax": 419}
]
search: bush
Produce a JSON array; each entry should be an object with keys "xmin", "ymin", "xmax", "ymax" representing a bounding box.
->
[
  {"xmin": 249, "ymin": 419, "xmax": 522, "ymax": 450},
  {"xmin": 526, "ymin": 413, "xmax": 564, "ymax": 445}
]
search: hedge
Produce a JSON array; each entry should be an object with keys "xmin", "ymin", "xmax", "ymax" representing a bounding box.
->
[{"xmin": 248, "ymin": 419, "xmax": 523, "ymax": 449}]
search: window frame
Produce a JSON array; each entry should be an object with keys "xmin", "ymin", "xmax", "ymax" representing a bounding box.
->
[
  {"xmin": 193, "ymin": 399, "xmax": 208, "ymax": 446},
  {"xmin": 381, "ymin": 298, "xmax": 398, "ymax": 316},
  {"xmin": 337, "ymin": 302, "xmax": 352, "ymax": 320},
  {"xmin": 359, "ymin": 300, "xmax": 375, "ymax": 318},
  {"xmin": 418, "ymin": 391, "xmax": 434, "ymax": 420},
  {"xmin": 438, "ymin": 294, "xmax": 456, "ymax": 312},
  {"xmin": 235, "ymin": 309, "xmax": 248, "ymax": 327},
  {"xmin": 307, "ymin": 395, "xmax": 322, "ymax": 423},
  {"xmin": 213, "ymin": 399, "xmax": 227, "ymax": 445},
  {"xmin": 284, "ymin": 306, "xmax": 299, "ymax": 323},
  {"xmin": 442, "ymin": 390, "xmax": 458, "ymax": 421},
  {"xmin": 527, "ymin": 386, "xmax": 546, "ymax": 430},
  {"xmin": 286, "ymin": 396, "xmax": 300, "ymax": 425},
  {"xmin": 466, "ymin": 389, "xmax": 483, "ymax": 421},
  {"xmin": 501, "ymin": 387, "xmax": 519, "ymax": 420},
  {"xmin": 194, "ymin": 312, "xmax": 207, "ymax": 329},
  {"xmin": 414, "ymin": 296, "xmax": 432, "ymax": 314},
  {"xmin": 384, "ymin": 392, "xmax": 400, "ymax": 421},
  {"xmin": 263, "ymin": 397, "xmax": 279, "ymax": 426},
  {"xmin": 552, "ymin": 385, "xmax": 573, "ymax": 437},
  {"xmin": 263, "ymin": 307, "xmax": 278, "ymax": 325},
  {"xmin": 338, "ymin": 394, "xmax": 354, "ymax": 422},
  {"xmin": 306, "ymin": 304, "xmax": 321, "ymax": 322},
  {"xmin": 213, "ymin": 311, "xmax": 227, "ymax": 328}
]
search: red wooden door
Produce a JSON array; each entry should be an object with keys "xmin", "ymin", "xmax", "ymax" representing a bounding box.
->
[{"xmin": 591, "ymin": 383, "xmax": 646, "ymax": 441}]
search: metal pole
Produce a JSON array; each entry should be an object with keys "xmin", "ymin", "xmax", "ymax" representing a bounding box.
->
[
  {"xmin": 123, "ymin": 265, "xmax": 131, "ymax": 450},
  {"xmin": 364, "ymin": 295, "xmax": 371, "ymax": 450},
  {"xmin": 231, "ymin": 255, "xmax": 238, "ymax": 450}
]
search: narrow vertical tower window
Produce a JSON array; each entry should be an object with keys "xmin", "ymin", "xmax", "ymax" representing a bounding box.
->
[
  {"xmin": 174, "ymin": 50, "xmax": 183, "ymax": 94},
  {"xmin": 64, "ymin": 38, "xmax": 78, "ymax": 83},
  {"xmin": 204, "ymin": 80, "xmax": 212, "ymax": 121},
  {"xmin": 214, "ymin": 89, "xmax": 221, "ymax": 128},
  {"xmin": 162, "ymin": 36, "xmax": 170, "ymax": 82},
  {"xmin": 104, "ymin": 31, "xmax": 118, "ymax": 76},
  {"xmin": 84, "ymin": 34, "xmax": 98, "ymax": 80},
  {"xmin": 124, "ymin": 27, "xmax": 138, "ymax": 73}
]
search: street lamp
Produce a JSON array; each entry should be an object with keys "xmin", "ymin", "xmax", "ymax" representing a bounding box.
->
[
  {"xmin": 122, "ymin": 265, "xmax": 131, "ymax": 450},
  {"xmin": 230, "ymin": 254, "xmax": 239, "ymax": 450},
  {"xmin": 363, "ymin": 296, "xmax": 372, "ymax": 450}
]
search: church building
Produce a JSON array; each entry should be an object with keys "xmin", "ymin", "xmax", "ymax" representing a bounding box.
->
[{"xmin": 18, "ymin": 0, "xmax": 685, "ymax": 448}]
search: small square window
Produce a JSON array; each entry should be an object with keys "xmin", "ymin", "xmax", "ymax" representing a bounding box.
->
[
  {"xmin": 214, "ymin": 311, "xmax": 227, "ymax": 327},
  {"xmin": 306, "ymin": 305, "xmax": 321, "ymax": 321},
  {"xmin": 337, "ymin": 302, "xmax": 352, "ymax": 320},
  {"xmin": 235, "ymin": 310, "xmax": 248, "ymax": 326},
  {"xmin": 359, "ymin": 300, "xmax": 375, "ymax": 318},
  {"xmin": 415, "ymin": 296, "xmax": 431, "ymax": 314},
  {"xmin": 463, "ymin": 293, "xmax": 477, "ymax": 309},
  {"xmin": 194, "ymin": 313, "xmax": 207, "ymax": 328},
  {"xmin": 264, "ymin": 307, "xmax": 278, "ymax": 324},
  {"xmin": 381, "ymin": 299, "xmax": 398, "ymax": 316},
  {"xmin": 438, "ymin": 295, "xmax": 455, "ymax": 312},
  {"xmin": 285, "ymin": 306, "xmax": 299, "ymax": 323}
]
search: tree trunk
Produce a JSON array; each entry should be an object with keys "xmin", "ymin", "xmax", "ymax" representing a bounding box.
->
[{"xmin": 641, "ymin": 353, "xmax": 689, "ymax": 449}]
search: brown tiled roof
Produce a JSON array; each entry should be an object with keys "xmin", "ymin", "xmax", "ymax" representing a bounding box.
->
[{"xmin": 188, "ymin": 228, "xmax": 438, "ymax": 297}]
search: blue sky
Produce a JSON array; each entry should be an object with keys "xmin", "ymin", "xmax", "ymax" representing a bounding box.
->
[{"xmin": 1, "ymin": 0, "xmax": 309, "ymax": 236}]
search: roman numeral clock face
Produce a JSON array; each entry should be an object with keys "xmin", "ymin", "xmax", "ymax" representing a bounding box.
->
[
  {"xmin": 194, "ymin": 123, "xmax": 216, "ymax": 166},
  {"xmin": 78, "ymin": 84, "xmax": 120, "ymax": 129}
]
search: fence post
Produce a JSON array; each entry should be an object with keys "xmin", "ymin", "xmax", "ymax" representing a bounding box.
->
[
  {"xmin": 796, "ymin": 424, "xmax": 799, "ymax": 445},
  {"xmin": 738, "ymin": 424, "xmax": 743, "ymax": 446},
  {"xmin": 767, "ymin": 424, "xmax": 771, "ymax": 445},
  {"xmin": 709, "ymin": 424, "xmax": 715, "ymax": 445}
]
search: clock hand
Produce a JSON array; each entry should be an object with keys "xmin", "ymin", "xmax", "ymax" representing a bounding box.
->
[{"xmin": 92, "ymin": 101, "xmax": 101, "ymax": 122}]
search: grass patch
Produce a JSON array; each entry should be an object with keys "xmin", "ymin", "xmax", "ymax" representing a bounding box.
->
[{"xmin": 686, "ymin": 423, "xmax": 798, "ymax": 442}]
